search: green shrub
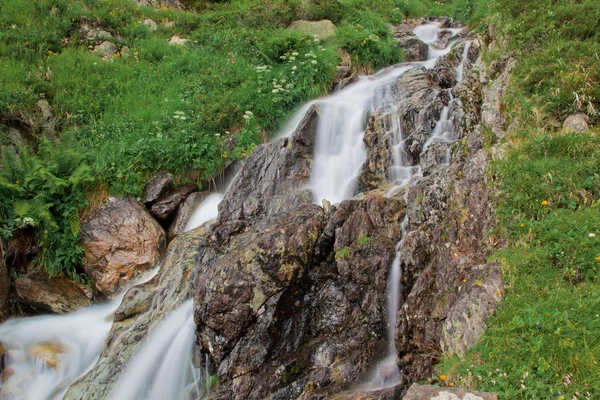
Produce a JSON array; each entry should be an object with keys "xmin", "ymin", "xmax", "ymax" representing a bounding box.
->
[
  {"xmin": 258, "ymin": 29, "xmax": 313, "ymax": 63},
  {"xmin": 357, "ymin": 234, "xmax": 372, "ymax": 245},
  {"xmin": 335, "ymin": 11, "xmax": 404, "ymax": 69},
  {"xmin": 304, "ymin": 0, "xmax": 345, "ymax": 23},
  {"xmin": 0, "ymin": 131, "xmax": 94, "ymax": 279}
]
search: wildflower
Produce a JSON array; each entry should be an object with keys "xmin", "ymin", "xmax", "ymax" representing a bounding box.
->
[
  {"xmin": 491, "ymin": 380, "xmax": 496, "ymax": 385},
  {"xmin": 215, "ymin": 133, "xmax": 221, "ymax": 137},
  {"xmin": 541, "ymin": 200, "xmax": 549, "ymax": 206},
  {"xmin": 496, "ymin": 290, "xmax": 502, "ymax": 295},
  {"xmin": 22, "ymin": 217, "xmax": 35, "ymax": 226},
  {"xmin": 311, "ymin": 60, "xmax": 317, "ymax": 64},
  {"xmin": 292, "ymin": 66, "xmax": 297, "ymax": 71},
  {"xmin": 595, "ymin": 256, "xmax": 600, "ymax": 263},
  {"xmin": 272, "ymin": 89, "xmax": 278, "ymax": 93},
  {"xmin": 520, "ymin": 223, "xmax": 525, "ymax": 227},
  {"xmin": 536, "ymin": 323, "xmax": 541, "ymax": 328},
  {"xmin": 449, "ymin": 382, "xmax": 455, "ymax": 387},
  {"xmin": 589, "ymin": 233, "xmax": 596, "ymax": 237},
  {"xmin": 292, "ymin": 52, "xmax": 298, "ymax": 56},
  {"xmin": 440, "ymin": 375, "xmax": 446, "ymax": 381}
]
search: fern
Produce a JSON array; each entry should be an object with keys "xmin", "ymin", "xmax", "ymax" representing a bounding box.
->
[{"xmin": 0, "ymin": 132, "xmax": 94, "ymax": 278}]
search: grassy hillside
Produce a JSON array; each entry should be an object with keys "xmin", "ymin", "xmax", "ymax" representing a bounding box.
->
[{"xmin": 438, "ymin": 0, "xmax": 600, "ymax": 398}]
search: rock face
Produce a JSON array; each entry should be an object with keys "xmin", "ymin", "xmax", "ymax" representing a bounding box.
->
[
  {"xmin": 15, "ymin": 272, "xmax": 91, "ymax": 314},
  {"xmin": 64, "ymin": 228, "xmax": 207, "ymax": 400},
  {"xmin": 563, "ymin": 112, "xmax": 589, "ymax": 132},
  {"xmin": 403, "ymin": 384, "xmax": 498, "ymax": 400},
  {"xmin": 141, "ymin": 171, "xmax": 173, "ymax": 204},
  {"xmin": 288, "ymin": 20, "xmax": 336, "ymax": 39},
  {"xmin": 149, "ymin": 183, "xmax": 197, "ymax": 220},
  {"xmin": 81, "ymin": 197, "xmax": 166, "ymax": 297}
]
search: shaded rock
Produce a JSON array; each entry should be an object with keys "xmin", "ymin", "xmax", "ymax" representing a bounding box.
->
[
  {"xmin": 65, "ymin": 228, "xmax": 209, "ymax": 400},
  {"xmin": 92, "ymin": 41, "xmax": 117, "ymax": 59},
  {"xmin": 563, "ymin": 113, "xmax": 589, "ymax": 133},
  {"xmin": 30, "ymin": 343, "xmax": 65, "ymax": 369},
  {"xmin": 433, "ymin": 57, "xmax": 458, "ymax": 89},
  {"xmin": 288, "ymin": 20, "xmax": 336, "ymax": 39},
  {"xmin": 168, "ymin": 191, "xmax": 209, "ymax": 241},
  {"xmin": 149, "ymin": 183, "xmax": 197, "ymax": 220},
  {"xmin": 141, "ymin": 171, "xmax": 173, "ymax": 204},
  {"xmin": 97, "ymin": 30, "xmax": 113, "ymax": 40},
  {"xmin": 168, "ymin": 35, "xmax": 188, "ymax": 45},
  {"xmin": 396, "ymin": 35, "xmax": 428, "ymax": 62},
  {"xmin": 217, "ymin": 105, "xmax": 319, "ymax": 224},
  {"xmin": 143, "ymin": 18, "xmax": 158, "ymax": 31},
  {"xmin": 0, "ymin": 257, "xmax": 9, "ymax": 322},
  {"xmin": 81, "ymin": 197, "xmax": 166, "ymax": 297},
  {"xmin": 433, "ymin": 29, "xmax": 453, "ymax": 49},
  {"xmin": 15, "ymin": 272, "xmax": 91, "ymax": 314},
  {"xmin": 403, "ymin": 383, "xmax": 498, "ymax": 400},
  {"xmin": 36, "ymin": 99, "xmax": 57, "ymax": 139}
]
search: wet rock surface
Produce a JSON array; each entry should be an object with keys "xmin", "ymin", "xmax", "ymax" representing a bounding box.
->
[
  {"xmin": 15, "ymin": 272, "xmax": 92, "ymax": 314},
  {"xmin": 64, "ymin": 228, "xmax": 209, "ymax": 400},
  {"xmin": 393, "ymin": 26, "xmax": 429, "ymax": 62},
  {"xmin": 81, "ymin": 196, "xmax": 166, "ymax": 297},
  {"xmin": 168, "ymin": 191, "xmax": 210, "ymax": 241}
]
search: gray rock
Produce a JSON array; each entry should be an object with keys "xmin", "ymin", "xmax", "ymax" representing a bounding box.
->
[
  {"xmin": 396, "ymin": 34, "xmax": 428, "ymax": 62},
  {"xmin": 149, "ymin": 183, "xmax": 197, "ymax": 220},
  {"xmin": 143, "ymin": 18, "xmax": 158, "ymax": 31},
  {"xmin": 168, "ymin": 35, "xmax": 188, "ymax": 45},
  {"xmin": 92, "ymin": 41, "xmax": 117, "ymax": 59},
  {"xmin": 97, "ymin": 30, "xmax": 113, "ymax": 40},
  {"xmin": 287, "ymin": 19, "xmax": 336, "ymax": 40},
  {"xmin": 167, "ymin": 191, "xmax": 209, "ymax": 241},
  {"xmin": 141, "ymin": 171, "xmax": 173, "ymax": 204},
  {"xmin": 563, "ymin": 113, "xmax": 589, "ymax": 133},
  {"xmin": 404, "ymin": 384, "xmax": 498, "ymax": 400},
  {"xmin": 120, "ymin": 45, "xmax": 130, "ymax": 59},
  {"xmin": 15, "ymin": 272, "xmax": 92, "ymax": 314},
  {"xmin": 81, "ymin": 197, "xmax": 166, "ymax": 297}
]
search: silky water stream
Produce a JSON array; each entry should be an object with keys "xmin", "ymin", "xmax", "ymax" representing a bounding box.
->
[{"xmin": 0, "ymin": 21, "xmax": 470, "ymax": 399}]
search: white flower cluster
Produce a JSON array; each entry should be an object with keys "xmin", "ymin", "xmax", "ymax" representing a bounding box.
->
[
  {"xmin": 270, "ymin": 78, "xmax": 294, "ymax": 93},
  {"xmin": 22, "ymin": 217, "xmax": 35, "ymax": 226},
  {"xmin": 242, "ymin": 110, "xmax": 254, "ymax": 120},
  {"xmin": 255, "ymin": 65, "xmax": 272, "ymax": 73},
  {"xmin": 173, "ymin": 111, "xmax": 186, "ymax": 120}
]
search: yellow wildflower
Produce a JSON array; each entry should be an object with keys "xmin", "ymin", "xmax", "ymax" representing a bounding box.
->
[
  {"xmin": 440, "ymin": 375, "xmax": 446, "ymax": 381},
  {"xmin": 541, "ymin": 200, "xmax": 548, "ymax": 206},
  {"xmin": 449, "ymin": 382, "xmax": 455, "ymax": 387}
]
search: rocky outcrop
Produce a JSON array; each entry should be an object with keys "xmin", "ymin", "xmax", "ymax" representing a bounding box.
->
[
  {"xmin": 81, "ymin": 197, "xmax": 166, "ymax": 297},
  {"xmin": 15, "ymin": 272, "xmax": 92, "ymax": 314},
  {"xmin": 403, "ymin": 384, "xmax": 498, "ymax": 400},
  {"xmin": 64, "ymin": 228, "xmax": 208, "ymax": 400},
  {"xmin": 92, "ymin": 41, "xmax": 117, "ymax": 59}
]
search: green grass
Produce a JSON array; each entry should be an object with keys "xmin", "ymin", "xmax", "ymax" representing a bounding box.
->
[{"xmin": 436, "ymin": 0, "xmax": 600, "ymax": 395}]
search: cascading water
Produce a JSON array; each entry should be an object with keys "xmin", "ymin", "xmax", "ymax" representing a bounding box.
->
[
  {"xmin": 0, "ymin": 268, "xmax": 158, "ymax": 400},
  {"xmin": 0, "ymin": 20, "xmax": 470, "ymax": 399}
]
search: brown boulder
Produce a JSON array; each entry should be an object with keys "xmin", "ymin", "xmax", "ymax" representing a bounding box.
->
[
  {"xmin": 15, "ymin": 272, "xmax": 91, "ymax": 314},
  {"xmin": 149, "ymin": 184, "xmax": 197, "ymax": 220},
  {"xmin": 81, "ymin": 197, "xmax": 166, "ymax": 297},
  {"xmin": 563, "ymin": 113, "xmax": 589, "ymax": 133}
]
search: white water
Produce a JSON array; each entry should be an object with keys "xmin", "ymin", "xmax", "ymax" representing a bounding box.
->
[
  {"xmin": 0, "ymin": 21, "xmax": 470, "ymax": 400},
  {"xmin": 0, "ymin": 268, "xmax": 158, "ymax": 400},
  {"xmin": 183, "ymin": 193, "xmax": 224, "ymax": 232},
  {"xmin": 110, "ymin": 300, "xmax": 201, "ymax": 400}
]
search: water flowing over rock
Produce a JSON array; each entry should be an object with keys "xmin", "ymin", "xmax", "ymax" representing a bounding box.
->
[
  {"xmin": 64, "ymin": 228, "xmax": 208, "ymax": 400},
  {"xmin": 81, "ymin": 196, "xmax": 166, "ymax": 297},
  {"xmin": 15, "ymin": 272, "xmax": 92, "ymax": 314}
]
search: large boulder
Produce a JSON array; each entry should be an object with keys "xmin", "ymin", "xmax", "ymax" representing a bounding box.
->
[
  {"xmin": 81, "ymin": 197, "xmax": 166, "ymax": 297},
  {"xmin": 393, "ymin": 25, "xmax": 428, "ymax": 62},
  {"xmin": 15, "ymin": 272, "xmax": 91, "ymax": 314},
  {"xmin": 288, "ymin": 19, "xmax": 336, "ymax": 39}
]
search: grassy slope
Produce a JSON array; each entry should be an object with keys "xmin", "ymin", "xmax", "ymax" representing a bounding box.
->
[{"xmin": 438, "ymin": 1, "xmax": 600, "ymax": 398}]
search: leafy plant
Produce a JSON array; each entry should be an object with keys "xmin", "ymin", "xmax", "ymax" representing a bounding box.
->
[{"xmin": 335, "ymin": 246, "xmax": 350, "ymax": 260}]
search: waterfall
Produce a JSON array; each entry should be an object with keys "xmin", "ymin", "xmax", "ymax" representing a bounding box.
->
[{"xmin": 0, "ymin": 20, "xmax": 471, "ymax": 399}]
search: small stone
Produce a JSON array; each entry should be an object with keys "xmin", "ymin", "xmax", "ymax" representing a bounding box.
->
[
  {"xmin": 563, "ymin": 113, "xmax": 589, "ymax": 133},
  {"xmin": 168, "ymin": 35, "xmax": 188, "ymax": 45},
  {"xmin": 30, "ymin": 343, "xmax": 65, "ymax": 369},
  {"xmin": 93, "ymin": 41, "xmax": 117, "ymax": 59},
  {"xmin": 143, "ymin": 18, "xmax": 158, "ymax": 31}
]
